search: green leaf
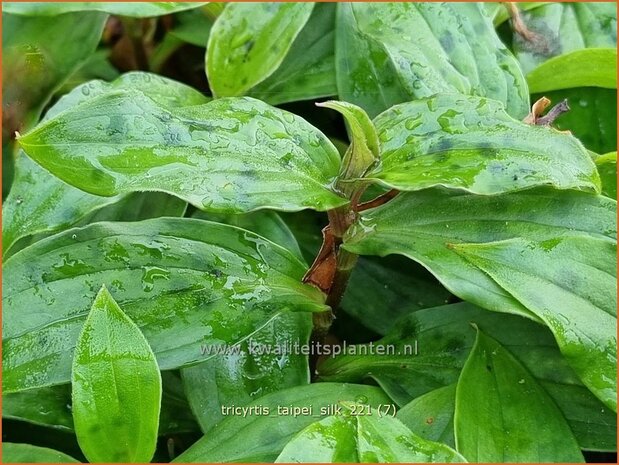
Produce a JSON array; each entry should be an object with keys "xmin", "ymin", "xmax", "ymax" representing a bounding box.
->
[
  {"xmin": 368, "ymin": 94, "xmax": 600, "ymax": 195},
  {"xmin": 4, "ymin": 373, "xmax": 199, "ymax": 436},
  {"xmin": 3, "ymin": 72, "xmax": 208, "ymax": 255},
  {"xmin": 317, "ymin": 101, "xmax": 379, "ymax": 181},
  {"xmin": 193, "ymin": 209, "xmax": 304, "ymax": 261},
  {"xmin": 17, "ymin": 91, "xmax": 346, "ymax": 214},
  {"xmin": 336, "ymin": 2, "xmax": 529, "ymax": 118},
  {"xmin": 173, "ymin": 383, "xmax": 393, "ymax": 463},
  {"xmin": 3, "ymin": 2, "xmax": 206, "ymax": 17},
  {"xmin": 72, "ymin": 286, "xmax": 162, "ymax": 463},
  {"xmin": 595, "ymin": 152, "xmax": 617, "ymax": 199},
  {"xmin": 397, "ymin": 385, "xmax": 456, "ymax": 448},
  {"xmin": 206, "ymin": 2, "xmax": 314, "ymax": 97},
  {"xmin": 527, "ymin": 48, "xmax": 617, "ymax": 93},
  {"xmin": 3, "ymin": 218, "xmax": 326, "ymax": 393},
  {"xmin": 181, "ymin": 311, "xmax": 312, "ymax": 432},
  {"xmin": 535, "ymin": 87, "xmax": 617, "ymax": 154},
  {"xmin": 275, "ymin": 405, "xmax": 466, "ymax": 463},
  {"xmin": 318, "ymin": 302, "xmax": 616, "ymax": 451},
  {"xmin": 2, "ymin": 443, "xmax": 79, "ymax": 463},
  {"xmin": 513, "ymin": 2, "xmax": 617, "ymax": 75},
  {"xmin": 454, "ymin": 329, "xmax": 584, "ymax": 462},
  {"xmin": 342, "ymin": 255, "xmax": 453, "ymax": 336},
  {"xmin": 2, "ymin": 11, "xmax": 106, "ymax": 131},
  {"xmin": 249, "ymin": 3, "xmax": 337, "ymax": 105},
  {"xmin": 452, "ymin": 237, "xmax": 617, "ymax": 411},
  {"xmin": 343, "ymin": 188, "xmax": 615, "ymax": 320}
]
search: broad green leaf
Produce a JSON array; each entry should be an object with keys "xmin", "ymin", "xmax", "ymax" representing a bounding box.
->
[
  {"xmin": 72, "ymin": 286, "xmax": 161, "ymax": 463},
  {"xmin": 336, "ymin": 2, "xmax": 529, "ymax": 118},
  {"xmin": 181, "ymin": 311, "xmax": 312, "ymax": 432},
  {"xmin": 3, "ymin": 2, "xmax": 206, "ymax": 17},
  {"xmin": 17, "ymin": 91, "xmax": 346, "ymax": 213},
  {"xmin": 4, "ymin": 373, "xmax": 199, "ymax": 436},
  {"xmin": 173, "ymin": 383, "xmax": 392, "ymax": 463},
  {"xmin": 455, "ymin": 330, "xmax": 584, "ymax": 462},
  {"xmin": 342, "ymin": 255, "xmax": 453, "ymax": 336},
  {"xmin": 368, "ymin": 95, "xmax": 600, "ymax": 195},
  {"xmin": 317, "ymin": 101, "xmax": 378, "ymax": 181},
  {"xmin": 249, "ymin": 3, "xmax": 337, "ymax": 105},
  {"xmin": 193, "ymin": 210, "xmax": 304, "ymax": 261},
  {"xmin": 206, "ymin": 2, "xmax": 314, "ymax": 97},
  {"xmin": 513, "ymin": 2, "xmax": 617, "ymax": 75},
  {"xmin": 453, "ymin": 237, "xmax": 617, "ymax": 411},
  {"xmin": 318, "ymin": 302, "xmax": 616, "ymax": 451},
  {"xmin": 275, "ymin": 405, "xmax": 466, "ymax": 463},
  {"xmin": 2, "ymin": 443, "xmax": 78, "ymax": 463},
  {"xmin": 2, "ymin": 218, "xmax": 326, "ymax": 393},
  {"xmin": 2, "ymin": 11, "xmax": 106, "ymax": 131},
  {"xmin": 343, "ymin": 188, "xmax": 615, "ymax": 319},
  {"xmin": 595, "ymin": 152, "xmax": 617, "ymax": 199},
  {"xmin": 397, "ymin": 385, "xmax": 457, "ymax": 448},
  {"xmin": 527, "ymin": 48, "xmax": 617, "ymax": 93},
  {"xmin": 3, "ymin": 72, "xmax": 207, "ymax": 255},
  {"xmin": 535, "ymin": 87, "xmax": 617, "ymax": 154}
]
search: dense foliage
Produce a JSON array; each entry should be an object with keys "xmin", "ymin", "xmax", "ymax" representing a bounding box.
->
[{"xmin": 2, "ymin": 2, "xmax": 617, "ymax": 463}]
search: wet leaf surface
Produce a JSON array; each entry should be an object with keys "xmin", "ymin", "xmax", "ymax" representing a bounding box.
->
[
  {"xmin": 336, "ymin": 2, "xmax": 529, "ymax": 118},
  {"xmin": 369, "ymin": 94, "xmax": 600, "ymax": 195},
  {"xmin": 2, "ymin": 443, "xmax": 79, "ymax": 463},
  {"xmin": 3, "ymin": 2, "xmax": 206, "ymax": 17},
  {"xmin": 71, "ymin": 286, "xmax": 162, "ymax": 463},
  {"xmin": 3, "ymin": 218, "xmax": 326, "ymax": 393},
  {"xmin": 17, "ymin": 91, "xmax": 347, "ymax": 214}
]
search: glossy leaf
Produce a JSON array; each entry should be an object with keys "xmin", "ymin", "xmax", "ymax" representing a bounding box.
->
[
  {"xmin": 4, "ymin": 373, "xmax": 199, "ymax": 436},
  {"xmin": 527, "ymin": 48, "xmax": 617, "ymax": 93},
  {"xmin": 342, "ymin": 255, "xmax": 453, "ymax": 336},
  {"xmin": 336, "ymin": 2, "xmax": 529, "ymax": 118},
  {"xmin": 3, "ymin": 72, "xmax": 207, "ymax": 255},
  {"xmin": 72, "ymin": 286, "xmax": 161, "ymax": 463},
  {"xmin": 3, "ymin": 2, "xmax": 206, "ymax": 17},
  {"xmin": 3, "ymin": 218, "xmax": 326, "ymax": 393},
  {"xmin": 275, "ymin": 404, "xmax": 466, "ymax": 463},
  {"xmin": 397, "ymin": 385, "xmax": 456, "ymax": 448},
  {"xmin": 343, "ymin": 188, "xmax": 615, "ymax": 319},
  {"xmin": 2, "ymin": 443, "xmax": 78, "ymax": 464},
  {"xmin": 595, "ymin": 152, "xmax": 617, "ymax": 199},
  {"xmin": 454, "ymin": 330, "xmax": 584, "ymax": 462},
  {"xmin": 535, "ymin": 87, "xmax": 617, "ymax": 154},
  {"xmin": 318, "ymin": 302, "xmax": 616, "ymax": 451},
  {"xmin": 368, "ymin": 94, "xmax": 600, "ymax": 195},
  {"xmin": 453, "ymin": 237, "xmax": 617, "ymax": 411},
  {"xmin": 513, "ymin": 2, "xmax": 617, "ymax": 75},
  {"xmin": 181, "ymin": 311, "xmax": 312, "ymax": 432},
  {"xmin": 17, "ymin": 92, "xmax": 347, "ymax": 213},
  {"xmin": 249, "ymin": 3, "xmax": 337, "ymax": 105},
  {"xmin": 207, "ymin": 2, "xmax": 314, "ymax": 97},
  {"xmin": 173, "ymin": 383, "xmax": 393, "ymax": 463}
]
